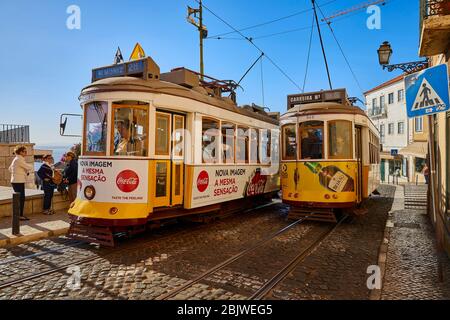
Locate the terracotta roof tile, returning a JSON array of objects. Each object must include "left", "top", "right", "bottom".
[{"left": 364, "top": 74, "right": 405, "bottom": 95}]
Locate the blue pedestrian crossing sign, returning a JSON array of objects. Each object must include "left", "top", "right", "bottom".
[{"left": 405, "top": 64, "right": 450, "bottom": 118}]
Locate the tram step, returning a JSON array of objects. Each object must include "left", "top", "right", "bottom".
[{"left": 68, "top": 222, "right": 115, "bottom": 247}]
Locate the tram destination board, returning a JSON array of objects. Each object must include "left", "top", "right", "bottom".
[
  {"left": 92, "top": 58, "right": 147, "bottom": 82},
  {"left": 287, "top": 88, "right": 348, "bottom": 109}
]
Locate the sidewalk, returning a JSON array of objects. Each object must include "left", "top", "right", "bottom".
[
  {"left": 0, "top": 210, "right": 69, "bottom": 248},
  {"left": 373, "top": 184, "right": 450, "bottom": 300}
]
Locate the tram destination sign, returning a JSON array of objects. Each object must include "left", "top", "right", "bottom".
[
  {"left": 287, "top": 89, "right": 348, "bottom": 109},
  {"left": 92, "top": 58, "right": 148, "bottom": 82}
]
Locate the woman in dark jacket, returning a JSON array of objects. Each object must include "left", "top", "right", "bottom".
[
  {"left": 37, "top": 155, "right": 56, "bottom": 215},
  {"left": 63, "top": 152, "right": 78, "bottom": 203}
]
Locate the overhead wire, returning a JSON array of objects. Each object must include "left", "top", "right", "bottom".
[
  {"left": 207, "top": 0, "right": 338, "bottom": 39},
  {"left": 196, "top": 0, "right": 302, "bottom": 91},
  {"left": 316, "top": 1, "right": 365, "bottom": 95},
  {"left": 302, "top": 12, "right": 316, "bottom": 93},
  {"left": 209, "top": 0, "right": 394, "bottom": 42}
]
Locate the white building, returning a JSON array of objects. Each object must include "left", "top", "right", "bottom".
[{"left": 364, "top": 75, "right": 426, "bottom": 183}]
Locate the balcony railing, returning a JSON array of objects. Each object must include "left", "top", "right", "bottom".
[
  {"left": 0, "top": 124, "right": 30, "bottom": 143},
  {"left": 421, "top": 0, "right": 450, "bottom": 19},
  {"left": 368, "top": 107, "right": 387, "bottom": 118}
]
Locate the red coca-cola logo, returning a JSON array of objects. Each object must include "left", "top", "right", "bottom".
[
  {"left": 246, "top": 170, "right": 268, "bottom": 197},
  {"left": 116, "top": 170, "right": 139, "bottom": 193},
  {"left": 197, "top": 170, "right": 209, "bottom": 193}
]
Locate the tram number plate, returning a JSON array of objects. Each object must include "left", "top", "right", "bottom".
[{"left": 306, "top": 115, "right": 315, "bottom": 120}]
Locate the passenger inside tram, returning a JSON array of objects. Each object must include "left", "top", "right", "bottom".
[
  {"left": 113, "top": 105, "right": 148, "bottom": 156},
  {"left": 301, "top": 129, "right": 323, "bottom": 159},
  {"left": 114, "top": 120, "right": 132, "bottom": 155}
]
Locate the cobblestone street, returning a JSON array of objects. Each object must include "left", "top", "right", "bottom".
[
  {"left": 381, "top": 185, "right": 450, "bottom": 300},
  {"left": 0, "top": 184, "right": 449, "bottom": 300}
]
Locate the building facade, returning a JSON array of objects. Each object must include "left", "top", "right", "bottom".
[
  {"left": 418, "top": 0, "right": 450, "bottom": 257},
  {"left": 364, "top": 77, "right": 427, "bottom": 184}
]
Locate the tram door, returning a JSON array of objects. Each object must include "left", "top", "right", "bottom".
[
  {"left": 154, "top": 111, "right": 185, "bottom": 207},
  {"left": 355, "top": 126, "right": 363, "bottom": 203}
]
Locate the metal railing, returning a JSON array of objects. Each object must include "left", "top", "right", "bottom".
[
  {"left": 421, "top": 0, "right": 449, "bottom": 19},
  {"left": 0, "top": 124, "right": 30, "bottom": 143}
]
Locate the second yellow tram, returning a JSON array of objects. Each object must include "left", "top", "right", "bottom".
[{"left": 280, "top": 89, "right": 380, "bottom": 222}]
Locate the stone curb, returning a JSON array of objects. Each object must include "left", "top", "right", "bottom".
[
  {"left": 0, "top": 227, "right": 69, "bottom": 249},
  {"left": 369, "top": 184, "right": 404, "bottom": 300}
]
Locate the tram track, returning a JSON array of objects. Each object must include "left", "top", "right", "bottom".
[
  {"left": 0, "top": 200, "right": 279, "bottom": 291},
  {"left": 157, "top": 215, "right": 312, "bottom": 300},
  {"left": 250, "top": 215, "right": 347, "bottom": 300},
  {"left": 157, "top": 213, "right": 346, "bottom": 300},
  {"left": 0, "top": 239, "right": 88, "bottom": 267}
]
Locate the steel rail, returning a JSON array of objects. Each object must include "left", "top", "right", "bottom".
[
  {"left": 157, "top": 215, "right": 310, "bottom": 300},
  {"left": 249, "top": 215, "right": 347, "bottom": 300},
  {"left": 0, "top": 201, "right": 279, "bottom": 290},
  {"left": 0, "top": 240, "right": 87, "bottom": 266}
]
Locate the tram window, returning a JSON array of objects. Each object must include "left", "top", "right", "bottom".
[
  {"left": 156, "top": 113, "right": 170, "bottom": 156},
  {"left": 202, "top": 118, "right": 220, "bottom": 163},
  {"left": 282, "top": 125, "right": 297, "bottom": 160},
  {"left": 261, "top": 129, "right": 271, "bottom": 164},
  {"left": 236, "top": 126, "right": 249, "bottom": 163},
  {"left": 249, "top": 128, "right": 259, "bottom": 164},
  {"left": 84, "top": 101, "right": 108, "bottom": 155},
  {"left": 299, "top": 121, "right": 323, "bottom": 160},
  {"left": 113, "top": 106, "right": 148, "bottom": 156},
  {"left": 155, "top": 162, "right": 167, "bottom": 197},
  {"left": 174, "top": 164, "right": 181, "bottom": 196},
  {"left": 173, "top": 115, "right": 184, "bottom": 157},
  {"left": 328, "top": 121, "right": 352, "bottom": 159},
  {"left": 222, "top": 122, "right": 235, "bottom": 164}
]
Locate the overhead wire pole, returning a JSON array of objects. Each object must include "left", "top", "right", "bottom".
[
  {"left": 187, "top": 1, "right": 207, "bottom": 80},
  {"left": 199, "top": 0, "right": 204, "bottom": 80}
]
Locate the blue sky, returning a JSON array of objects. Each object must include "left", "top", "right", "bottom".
[{"left": 0, "top": 0, "right": 419, "bottom": 145}]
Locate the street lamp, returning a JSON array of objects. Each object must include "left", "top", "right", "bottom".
[
  {"left": 377, "top": 41, "right": 393, "bottom": 65},
  {"left": 377, "top": 41, "right": 428, "bottom": 74}
]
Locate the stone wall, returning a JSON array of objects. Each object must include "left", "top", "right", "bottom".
[
  {"left": 0, "top": 192, "right": 70, "bottom": 218},
  {"left": 0, "top": 143, "right": 35, "bottom": 188}
]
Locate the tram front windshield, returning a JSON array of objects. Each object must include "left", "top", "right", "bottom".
[{"left": 83, "top": 101, "right": 149, "bottom": 157}]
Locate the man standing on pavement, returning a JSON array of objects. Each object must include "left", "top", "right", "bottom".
[{"left": 63, "top": 151, "right": 78, "bottom": 203}]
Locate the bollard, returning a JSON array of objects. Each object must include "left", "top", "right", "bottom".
[{"left": 12, "top": 192, "right": 20, "bottom": 235}]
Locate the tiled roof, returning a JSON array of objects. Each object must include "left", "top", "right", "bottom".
[{"left": 364, "top": 74, "right": 405, "bottom": 96}]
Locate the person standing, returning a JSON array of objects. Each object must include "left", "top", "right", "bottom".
[
  {"left": 37, "top": 155, "right": 56, "bottom": 215},
  {"left": 8, "top": 145, "right": 34, "bottom": 221},
  {"left": 422, "top": 163, "right": 430, "bottom": 185},
  {"left": 63, "top": 151, "right": 78, "bottom": 203}
]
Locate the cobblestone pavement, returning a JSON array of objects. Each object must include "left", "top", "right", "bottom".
[
  {"left": 0, "top": 184, "right": 415, "bottom": 300},
  {"left": 268, "top": 184, "right": 396, "bottom": 300},
  {"left": 0, "top": 202, "right": 296, "bottom": 300},
  {"left": 381, "top": 184, "right": 450, "bottom": 300}
]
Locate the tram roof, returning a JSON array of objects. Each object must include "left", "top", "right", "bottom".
[
  {"left": 80, "top": 76, "right": 278, "bottom": 125},
  {"left": 280, "top": 102, "right": 367, "bottom": 120}
]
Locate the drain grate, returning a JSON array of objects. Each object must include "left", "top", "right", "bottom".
[{"left": 394, "top": 222, "right": 421, "bottom": 229}]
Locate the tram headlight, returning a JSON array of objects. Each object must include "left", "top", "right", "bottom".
[
  {"left": 84, "top": 185, "right": 96, "bottom": 200},
  {"left": 109, "top": 207, "right": 119, "bottom": 215}
]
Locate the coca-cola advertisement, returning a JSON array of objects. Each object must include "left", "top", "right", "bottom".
[
  {"left": 190, "top": 165, "right": 278, "bottom": 208},
  {"left": 116, "top": 170, "right": 140, "bottom": 193},
  {"left": 78, "top": 159, "right": 148, "bottom": 203},
  {"left": 244, "top": 169, "right": 268, "bottom": 197}
]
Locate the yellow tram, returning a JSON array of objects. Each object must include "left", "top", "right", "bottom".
[
  {"left": 280, "top": 89, "right": 380, "bottom": 222},
  {"left": 65, "top": 51, "right": 280, "bottom": 245}
]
